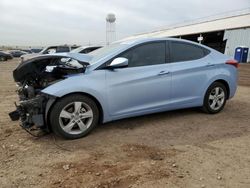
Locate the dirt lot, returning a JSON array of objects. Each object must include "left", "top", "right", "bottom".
[{"left": 0, "top": 59, "right": 250, "bottom": 188}]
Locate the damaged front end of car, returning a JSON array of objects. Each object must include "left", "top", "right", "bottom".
[
  {"left": 9, "top": 53, "right": 90, "bottom": 135},
  {"left": 9, "top": 93, "right": 49, "bottom": 128}
]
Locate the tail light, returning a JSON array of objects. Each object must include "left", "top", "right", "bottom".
[{"left": 226, "top": 59, "right": 239, "bottom": 68}]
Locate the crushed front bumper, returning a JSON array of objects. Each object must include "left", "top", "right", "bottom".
[{"left": 9, "top": 94, "right": 49, "bottom": 130}]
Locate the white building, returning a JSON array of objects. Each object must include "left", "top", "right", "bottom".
[{"left": 122, "top": 8, "right": 250, "bottom": 61}]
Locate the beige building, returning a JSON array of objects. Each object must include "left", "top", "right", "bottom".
[{"left": 122, "top": 8, "right": 250, "bottom": 61}]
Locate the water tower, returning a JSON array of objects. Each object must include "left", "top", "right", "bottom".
[{"left": 106, "top": 13, "right": 116, "bottom": 45}]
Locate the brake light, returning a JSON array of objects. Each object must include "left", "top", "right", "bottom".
[{"left": 226, "top": 59, "right": 239, "bottom": 68}]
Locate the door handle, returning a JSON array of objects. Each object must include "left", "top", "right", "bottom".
[{"left": 158, "top": 70, "right": 170, "bottom": 75}]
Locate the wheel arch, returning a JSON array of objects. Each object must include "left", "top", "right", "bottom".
[
  {"left": 212, "top": 79, "right": 230, "bottom": 99},
  {"left": 202, "top": 79, "right": 230, "bottom": 114},
  {"left": 45, "top": 92, "right": 104, "bottom": 130},
  {"left": 203, "top": 79, "right": 230, "bottom": 101}
]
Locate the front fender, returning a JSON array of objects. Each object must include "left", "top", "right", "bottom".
[{"left": 42, "top": 71, "right": 110, "bottom": 122}]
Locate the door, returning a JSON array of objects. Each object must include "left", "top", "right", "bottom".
[
  {"left": 106, "top": 41, "right": 172, "bottom": 118},
  {"left": 169, "top": 41, "right": 214, "bottom": 107}
]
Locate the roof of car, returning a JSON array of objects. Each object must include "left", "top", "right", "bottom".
[
  {"left": 79, "top": 45, "right": 102, "bottom": 49},
  {"left": 116, "top": 37, "right": 212, "bottom": 51},
  {"left": 118, "top": 37, "right": 195, "bottom": 44}
]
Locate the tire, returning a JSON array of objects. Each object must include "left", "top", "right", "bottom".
[
  {"left": 202, "top": 82, "right": 227, "bottom": 114},
  {"left": 0, "top": 56, "right": 7, "bottom": 61},
  {"left": 49, "top": 94, "right": 99, "bottom": 139}
]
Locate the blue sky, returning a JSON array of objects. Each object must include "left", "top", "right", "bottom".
[{"left": 0, "top": 0, "right": 249, "bottom": 46}]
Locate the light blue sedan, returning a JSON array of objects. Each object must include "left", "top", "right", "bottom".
[{"left": 10, "top": 38, "right": 238, "bottom": 139}]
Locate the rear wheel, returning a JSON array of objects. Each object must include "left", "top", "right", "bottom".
[
  {"left": 202, "top": 82, "right": 227, "bottom": 114},
  {"left": 50, "top": 94, "right": 99, "bottom": 139}
]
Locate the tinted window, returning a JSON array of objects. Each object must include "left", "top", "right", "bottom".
[
  {"left": 171, "top": 41, "right": 209, "bottom": 62},
  {"left": 57, "top": 46, "right": 70, "bottom": 53},
  {"left": 121, "top": 42, "right": 166, "bottom": 67},
  {"left": 44, "top": 47, "right": 57, "bottom": 54}
]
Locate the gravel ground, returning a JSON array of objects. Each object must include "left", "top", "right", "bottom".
[{"left": 0, "top": 59, "right": 250, "bottom": 188}]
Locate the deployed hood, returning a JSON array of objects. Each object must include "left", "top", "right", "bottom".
[
  {"left": 21, "top": 51, "right": 93, "bottom": 62},
  {"left": 13, "top": 53, "right": 92, "bottom": 83},
  {"left": 43, "top": 52, "right": 93, "bottom": 62}
]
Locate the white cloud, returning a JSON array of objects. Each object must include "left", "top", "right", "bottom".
[{"left": 0, "top": 0, "right": 249, "bottom": 46}]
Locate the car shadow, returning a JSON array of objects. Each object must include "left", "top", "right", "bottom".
[{"left": 36, "top": 100, "right": 250, "bottom": 151}]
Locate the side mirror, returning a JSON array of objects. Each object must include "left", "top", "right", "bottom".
[{"left": 108, "top": 57, "right": 128, "bottom": 69}]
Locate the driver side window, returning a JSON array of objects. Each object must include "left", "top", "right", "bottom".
[{"left": 120, "top": 42, "right": 166, "bottom": 67}]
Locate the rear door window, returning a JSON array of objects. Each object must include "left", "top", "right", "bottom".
[{"left": 170, "top": 41, "right": 210, "bottom": 62}]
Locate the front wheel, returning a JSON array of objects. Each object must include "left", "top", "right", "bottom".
[
  {"left": 50, "top": 94, "right": 99, "bottom": 139},
  {"left": 202, "top": 82, "right": 227, "bottom": 114}
]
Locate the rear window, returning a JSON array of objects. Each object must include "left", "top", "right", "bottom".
[{"left": 170, "top": 41, "right": 210, "bottom": 62}]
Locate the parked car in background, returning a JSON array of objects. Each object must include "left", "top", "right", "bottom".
[
  {"left": 0, "top": 51, "right": 13, "bottom": 61},
  {"left": 21, "top": 45, "right": 80, "bottom": 62},
  {"left": 70, "top": 46, "right": 102, "bottom": 54},
  {"left": 39, "top": 45, "right": 80, "bottom": 54},
  {"left": 21, "top": 49, "right": 33, "bottom": 54},
  {"left": 9, "top": 38, "right": 238, "bottom": 139},
  {"left": 9, "top": 50, "right": 28, "bottom": 57},
  {"left": 31, "top": 48, "right": 43, "bottom": 53}
]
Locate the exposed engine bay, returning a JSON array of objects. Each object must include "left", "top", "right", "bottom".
[{"left": 9, "top": 55, "right": 89, "bottom": 134}]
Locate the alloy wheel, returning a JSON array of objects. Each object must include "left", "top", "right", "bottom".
[
  {"left": 208, "top": 87, "right": 225, "bottom": 111},
  {"left": 59, "top": 101, "right": 93, "bottom": 135}
]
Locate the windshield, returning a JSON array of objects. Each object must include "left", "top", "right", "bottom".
[{"left": 88, "top": 43, "right": 126, "bottom": 63}]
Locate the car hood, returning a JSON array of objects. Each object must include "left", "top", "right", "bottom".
[
  {"left": 21, "top": 52, "right": 93, "bottom": 62},
  {"left": 13, "top": 53, "right": 92, "bottom": 83},
  {"left": 39, "top": 53, "right": 93, "bottom": 62}
]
